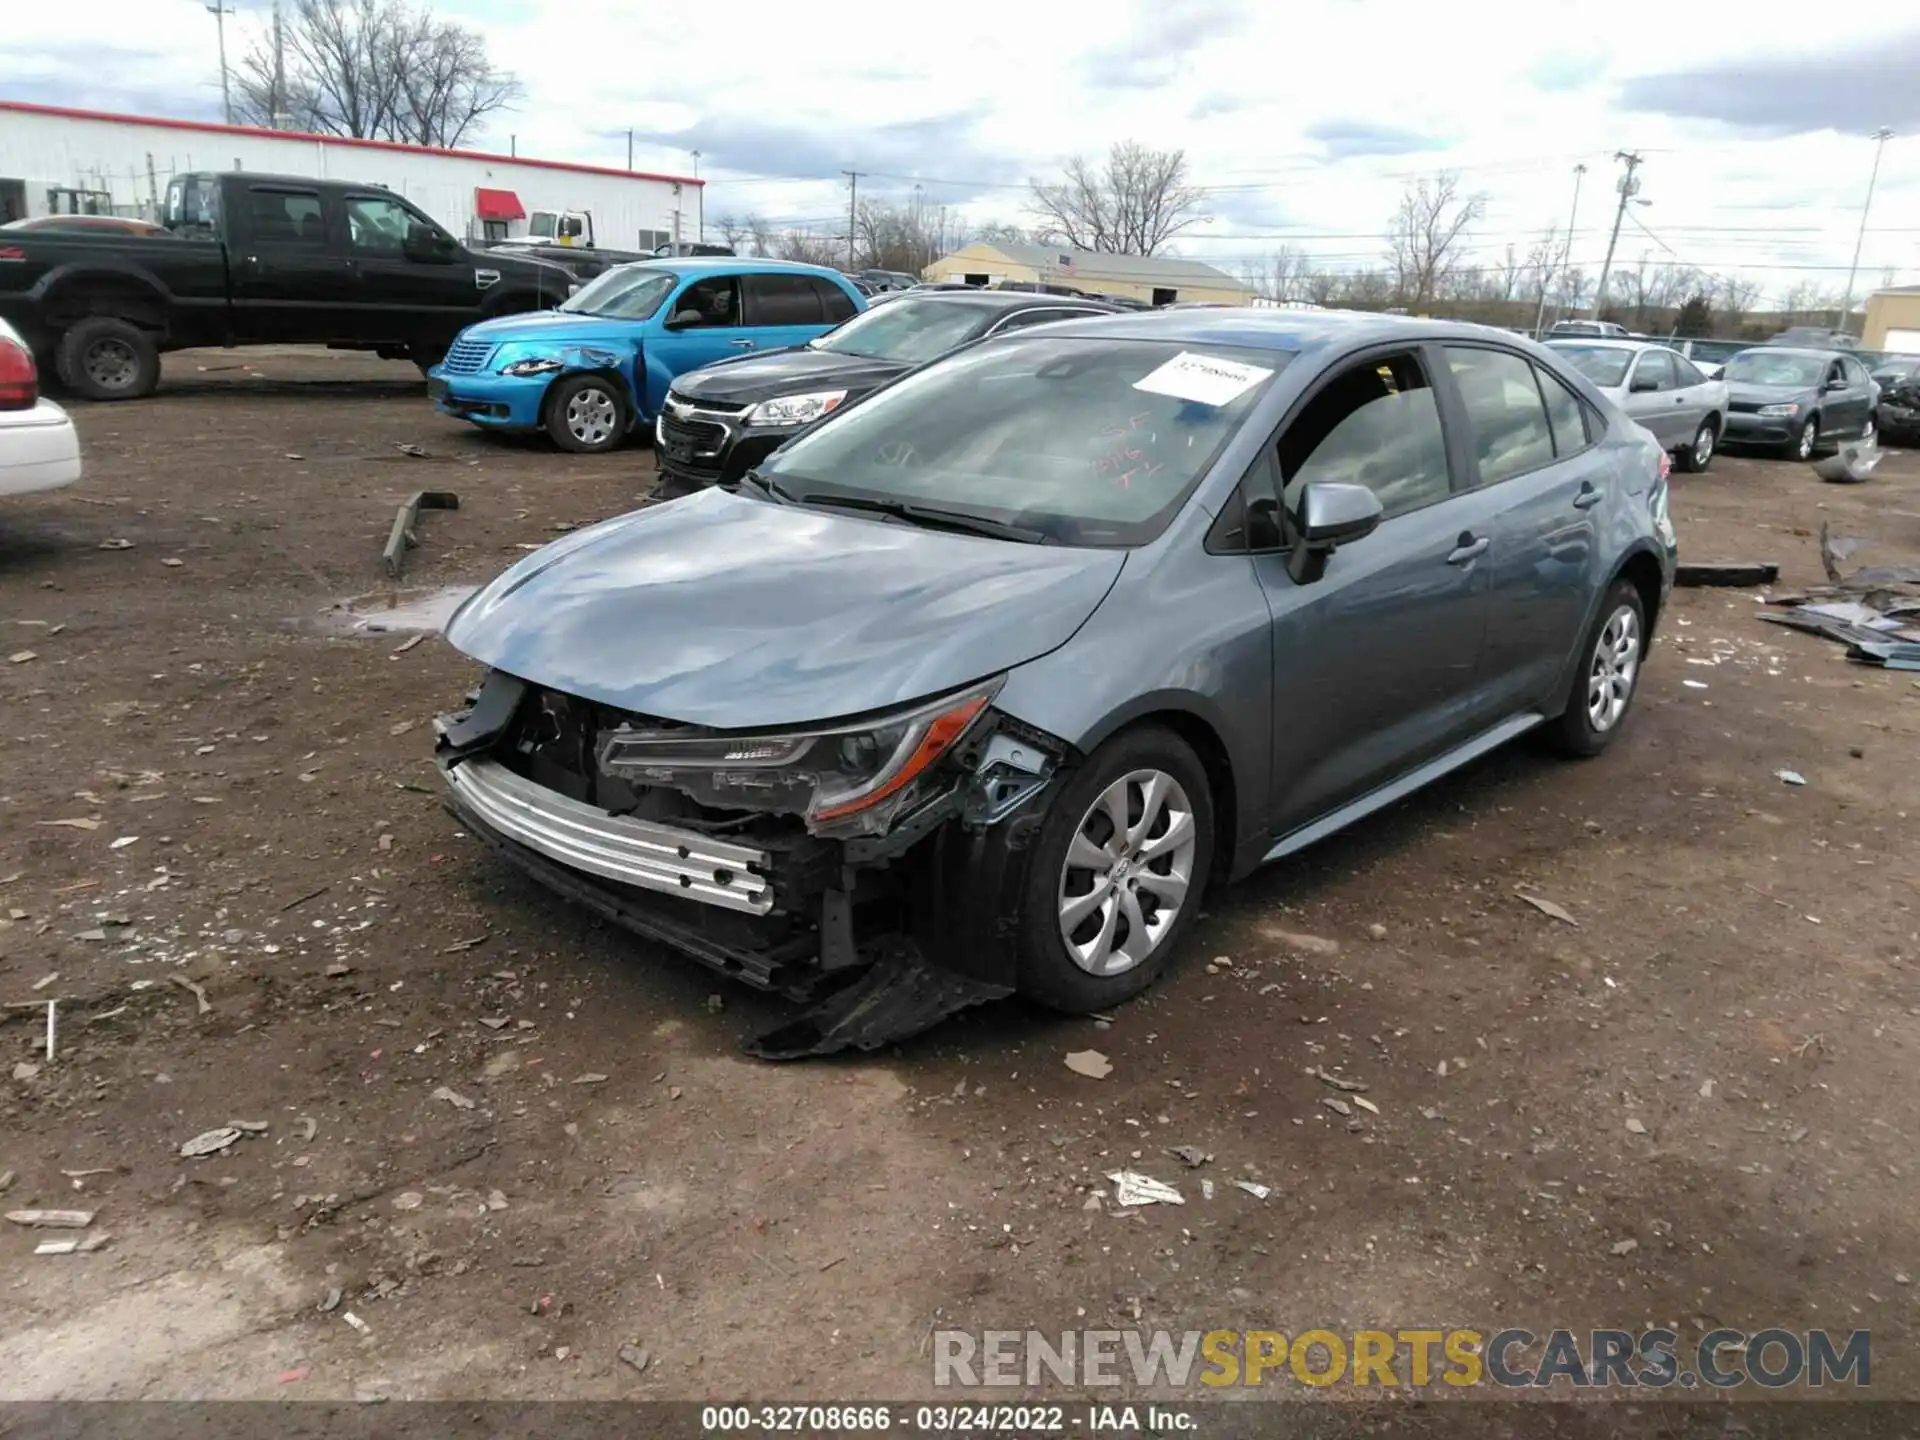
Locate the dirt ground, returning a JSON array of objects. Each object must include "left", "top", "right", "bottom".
[{"left": 3, "top": 347, "right": 1919, "bottom": 1408}]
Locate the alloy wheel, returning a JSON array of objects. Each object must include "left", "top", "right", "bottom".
[
  {"left": 84, "top": 339, "right": 139, "bottom": 392},
  {"left": 566, "top": 387, "right": 618, "bottom": 447},
  {"left": 1862, "top": 418, "right": 1876, "bottom": 446},
  {"left": 1057, "top": 769, "right": 1197, "bottom": 977},
  {"left": 1586, "top": 604, "right": 1641, "bottom": 734},
  {"left": 1692, "top": 424, "right": 1713, "bottom": 465},
  {"left": 1796, "top": 421, "right": 1816, "bottom": 460}
]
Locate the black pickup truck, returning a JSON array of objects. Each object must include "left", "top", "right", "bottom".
[{"left": 0, "top": 170, "right": 571, "bottom": 400}]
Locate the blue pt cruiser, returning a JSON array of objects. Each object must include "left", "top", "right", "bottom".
[{"left": 428, "top": 258, "right": 866, "bottom": 452}]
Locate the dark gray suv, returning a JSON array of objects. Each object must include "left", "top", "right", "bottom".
[{"left": 435, "top": 310, "right": 1677, "bottom": 1054}]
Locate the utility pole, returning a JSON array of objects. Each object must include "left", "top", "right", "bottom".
[
  {"left": 1535, "top": 161, "right": 1586, "bottom": 335},
  {"left": 1838, "top": 127, "right": 1895, "bottom": 331},
  {"left": 205, "top": 2, "right": 235, "bottom": 125},
  {"left": 691, "top": 150, "right": 702, "bottom": 240},
  {"left": 627, "top": 129, "right": 633, "bottom": 170},
  {"left": 1591, "top": 150, "right": 1642, "bottom": 321},
  {"left": 844, "top": 170, "right": 861, "bottom": 270}
]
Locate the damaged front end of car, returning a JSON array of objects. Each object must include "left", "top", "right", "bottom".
[{"left": 435, "top": 668, "right": 1069, "bottom": 1058}]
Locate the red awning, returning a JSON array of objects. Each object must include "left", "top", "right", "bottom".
[{"left": 475, "top": 188, "right": 525, "bottom": 221}]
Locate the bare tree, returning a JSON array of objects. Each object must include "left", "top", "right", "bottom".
[
  {"left": 975, "top": 221, "right": 1036, "bottom": 248},
  {"left": 1244, "top": 244, "right": 1310, "bottom": 303},
  {"left": 1778, "top": 279, "right": 1825, "bottom": 325},
  {"left": 852, "top": 195, "right": 969, "bottom": 275},
  {"left": 745, "top": 215, "right": 777, "bottom": 259},
  {"left": 1714, "top": 273, "right": 1765, "bottom": 329},
  {"left": 713, "top": 214, "right": 751, "bottom": 254},
  {"left": 1342, "top": 268, "right": 1394, "bottom": 309},
  {"left": 1304, "top": 269, "right": 1341, "bottom": 308},
  {"left": 233, "top": 0, "right": 518, "bottom": 148},
  {"left": 1384, "top": 173, "right": 1486, "bottom": 310},
  {"left": 1523, "top": 224, "right": 1560, "bottom": 318},
  {"left": 1496, "top": 244, "right": 1526, "bottom": 304},
  {"left": 1027, "top": 141, "right": 1207, "bottom": 256},
  {"left": 772, "top": 228, "right": 844, "bottom": 267}
]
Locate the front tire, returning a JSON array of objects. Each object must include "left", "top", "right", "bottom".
[
  {"left": 1677, "top": 417, "right": 1717, "bottom": 473},
  {"left": 1549, "top": 579, "right": 1645, "bottom": 758},
  {"left": 1785, "top": 416, "right": 1819, "bottom": 461},
  {"left": 57, "top": 318, "right": 161, "bottom": 401},
  {"left": 543, "top": 374, "right": 627, "bottom": 453},
  {"left": 1860, "top": 416, "right": 1876, "bottom": 446},
  {"left": 1015, "top": 726, "right": 1215, "bottom": 1013}
]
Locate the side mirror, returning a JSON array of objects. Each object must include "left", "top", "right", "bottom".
[
  {"left": 1824, "top": 377, "right": 1848, "bottom": 392},
  {"left": 1285, "top": 482, "right": 1383, "bottom": 585},
  {"left": 1629, "top": 373, "right": 1659, "bottom": 393},
  {"left": 666, "top": 308, "right": 705, "bottom": 328},
  {"left": 404, "top": 224, "right": 458, "bottom": 263}
]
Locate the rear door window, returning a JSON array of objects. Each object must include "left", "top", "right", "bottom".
[
  {"left": 1536, "top": 365, "right": 1592, "bottom": 457},
  {"left": 810, "top": 277, "right": 858, "bottom": 323},
  {"left": 1443, "top": 347, "right": 1557, "bottom": 485},
  {"left": 743, "top": 273, "right": 825, "bottom": 325},
  {"left": 246, "top": 187, "right": 325, "bottom": 247}
]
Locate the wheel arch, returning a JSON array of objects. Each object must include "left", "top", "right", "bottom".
[
  {"left": 1068, "top": 697, "right": 1243, "bottom": 885},
  {"left": 538, "top": 366, "right": 634, "bottom": 440},
  {"left": 1543, "top": 541, "right": 1670, "bottom": 720},
  {"left": 35, "top": 265, "right": 172, "bottom": 335}
]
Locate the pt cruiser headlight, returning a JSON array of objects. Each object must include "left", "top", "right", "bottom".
[
  {"left": 501, "top": 356, "right": 565, "bottom": 377},
  {"left": 597, "top": 677, "right": 1001, "bottom": 836},
  {"left": 746, "top": 390, "right": 847, "bottom": 427},
  {"left": 1756, "top": 402, "right": 1800, "bottom": 417}
]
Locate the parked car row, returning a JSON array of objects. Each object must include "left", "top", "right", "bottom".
[{"left": 430, "top": 305, "right": 1678, "bottom": 1050}]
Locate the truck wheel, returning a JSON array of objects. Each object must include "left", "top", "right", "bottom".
[
  {"left": 408, "top": 343, "right": 446, "bottom": 376},
  {"left": 58, "top": 319, "right": 160, "bottom": 401},
  {"left": 543, "top": 374, "right": 627, "bottom": 453}
]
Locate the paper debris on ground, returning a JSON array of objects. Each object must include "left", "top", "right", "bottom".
[
  {"left": 179, "top": 1126, "right": 243, "bottom": 1158},
  {"left": 1233, "top": 1180, "right": 1272, "bottom": 1201},
  {"left": 1166, "top": 1145, "right": 1211, "bottom": 1169},
  {"left": 1517, "top": 892, "right": 1580, "bottom": 926},
  {"left": 1064, "top": 1049, "right": 1113, "bottom": 1080},
  {"left": 1106, "top": 1170, "right": 1184, "bottom": 1207},
  {"left": 1776, "top": 770, "right": 1808, "bottom": 787},
  {"left": 7, "top": 1209, "right": 96, "bottom": 1228}
]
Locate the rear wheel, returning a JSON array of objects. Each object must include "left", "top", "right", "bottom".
[
  {"left": 1015, "top": 726, "right": 1215, "bottom": 1013},
  {"left": 543, "top": 374, "right": 627, "bottom": 453},
  {"left": 57, "top": 318, "right": 160, "bottom": 401},
  {"left": 1549, "top": 579, "right": 1645, "bottom": 757},
  {"left": 1677, "top": 417, "right": 1716, "bottom": 473}
]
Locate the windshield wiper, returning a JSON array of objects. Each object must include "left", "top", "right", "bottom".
[
  {"left": 790, "top": 491, "right": 1047, "bottom": 543},
  {"left": 736, "top": 468, "right": 796, "bottom": 504}
]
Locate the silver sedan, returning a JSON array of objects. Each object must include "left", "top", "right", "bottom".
[{"left": 1545, "top": 339, "right": 1729, "bottom": 472}]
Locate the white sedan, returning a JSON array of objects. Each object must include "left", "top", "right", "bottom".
[
  {"left": 1545, "top": 338, "right": 1729, "bottom": 473},
  {"left": 0, "top": 316, "right": 82, "bottom": 496}
]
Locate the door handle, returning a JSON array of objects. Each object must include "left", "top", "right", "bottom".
[
  {"left": 1446, "top": 534, "right": 1489, "bottom": 566},
  {"left": 728, "top": 339, "right": 755, "bottom": 349},
  {"left": 1572, "top": 483, "right": 1603, "bottom": 510}
]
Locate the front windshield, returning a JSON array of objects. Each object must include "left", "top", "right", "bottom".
[
  {"left": 1548, "top": 344, "right": 1632, "bottom": 388},
  {"left": 558, "top": 266, "right": 676, "bottom": 319},
  {"left": 1723, "top": 352, "right": 1827, "bottom": 387},
  {"left": 814, "top": 298, "right": 994, "bottom": 364},
  {"left": 759, "top": 336, "right": 1288, "bottom": 548}
]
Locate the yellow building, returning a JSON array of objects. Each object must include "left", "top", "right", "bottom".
[
  {"left": 1863, "top": 285, "right": 1920, "bottom": 352},
  {"left": 922, "top": 242, "right": 1251, "bottom": 307}
]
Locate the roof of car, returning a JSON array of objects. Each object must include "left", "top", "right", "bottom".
[
  {"left": 1740, "top": 346, "right": 1851, "bottom": 361},
  {"left": 1542, "top": 337, "right": 1672, "bottom": 351},
  {"left": 1016, "top": 305, "right": 1529, "bottom": 355},
  {"left": 890, "top": 290, "right": 1117, "bottom": 313}
]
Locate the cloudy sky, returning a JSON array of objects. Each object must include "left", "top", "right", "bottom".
[{"left": 6, "top": 0, "right": 1920, "bottom": 304}]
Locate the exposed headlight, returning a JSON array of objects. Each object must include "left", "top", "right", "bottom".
[
  {"left": 500, "top": 356, "right": 565, "bottom": 377},
  {"left": 746, "top": 390, "right": 847, "bottom": 427},
  {"left": 597, "top": 677, "right": 1001, "bottom": 836},
  {"left": 1756, "top": 402, "right": 1799, "bottom": 417}
]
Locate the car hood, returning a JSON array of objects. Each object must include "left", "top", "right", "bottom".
[
  {"left": 457, "top": 310, "right": 642, "bottom": 346},
  {"left": 1725, "top": 381, "right": 1816, "bottom": 405},
  {"left": 442, "top": 487, "right": 1126, "bottom": 729},
  {"left": 670, "top": 347, "right": 908, "bottom": 405}
]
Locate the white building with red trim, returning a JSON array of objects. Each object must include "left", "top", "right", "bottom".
[{"left": 0, "top": 101, "right": 703, "bottom": 251}]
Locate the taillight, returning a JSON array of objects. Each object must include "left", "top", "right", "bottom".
[{"left": 0, "top": 337, "right": 37, "bottom": 410}]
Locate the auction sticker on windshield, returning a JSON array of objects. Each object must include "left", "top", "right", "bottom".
[{"left": 1132, "top": 350, "right": 1274, "bottom": 407}]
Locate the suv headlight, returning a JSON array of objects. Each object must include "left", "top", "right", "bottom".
[
  {"left": 598, "top": 677, "right": 1001, "bottom": 836},
  {"left": 1756, "top": 402, "right": 1799, "bottom": 417},
  {"left": 501, "top": 356, "right": 565, "bottom": 377},
  {"left": 746, "top": 390, "right": 847, "bottom": 427}
]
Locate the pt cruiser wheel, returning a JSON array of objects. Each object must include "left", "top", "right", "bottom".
[
  {"left": 1017, "top": 726, "right": 1214, "bottom": 1012},
  {"left": 545, "top": 374, "right": 627, "bottom": 453}
]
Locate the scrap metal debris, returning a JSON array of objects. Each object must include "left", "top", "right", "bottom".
[
  {"left": 1166, "top": 1145, "right": 1211, "bottom": 1169},
  {"left": 1776, "top": 770, "right": 1808, "bottom": 787},
  {"left": 1517, "top": 892, "right": 1580, "bottom": 927},
  {"left": 382, "top": 489, "right": 460, "bottom": 578},
  {"left": 432, "top": 1086, "right": 477, "bottom": 1110},
  {"left": 169, "top": 974, "right": 212, "bottom": 1014},
  {"left": 1813, "top": 439, "right": 1883, "bottom": 485},
  {"left": 1233, "top": 1180, "right": 1272, "bottom": 1201},
  {"left": 1107, "top": 1170, "right": 1184, "bottom": 1207},
  {"left": 36, "top": 1233, "right": 110, "bottom": 1256},
  {"left": 1674, "top": 562, "right": 1780, "bottom": 588},
  {"left": 1759, "top": 525, "right": 1920, "bottom": 667}
]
